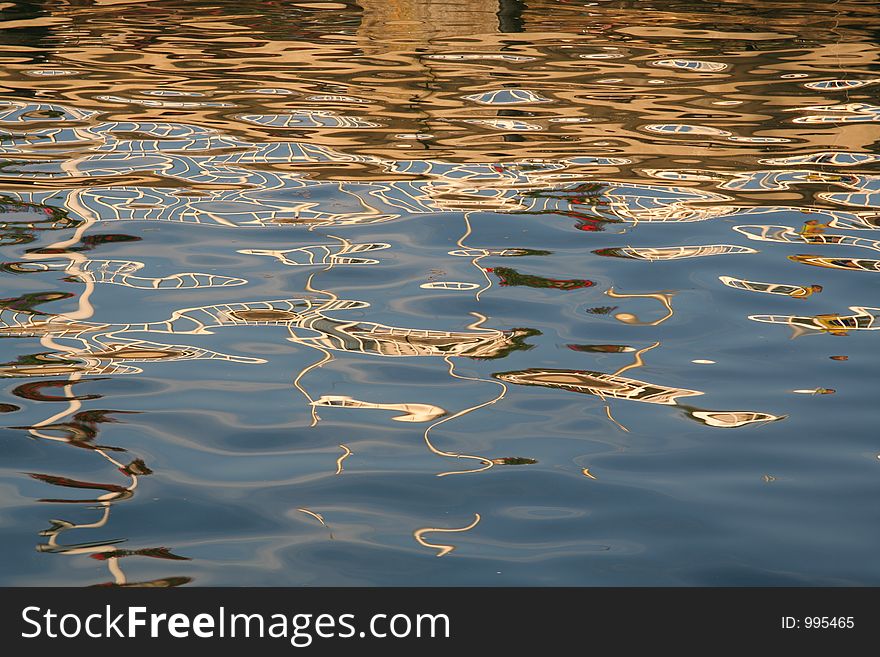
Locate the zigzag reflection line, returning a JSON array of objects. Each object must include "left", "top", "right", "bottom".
[
  {"left": 335, "top": 445, "right": 352, "bottom": 476},
  {"left": 292, "top": 268, "right": 340, "bottom": 427},
  {"left": 422, "top": 356, "right": 507, "bottom": 478},
  {"left": 457, "top": 213, "right": 493, "bottom": 302},
  {"left": 413, "top": 513, "right": 481, "bottom": 557}
]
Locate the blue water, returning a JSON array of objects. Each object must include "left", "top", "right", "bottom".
[{"left": 0, "top": 0, "right": 878, "bottom": 586}]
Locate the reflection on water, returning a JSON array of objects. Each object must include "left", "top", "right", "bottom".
[{"left": 1, "top": 0, "right": 879, "bottom": 586}]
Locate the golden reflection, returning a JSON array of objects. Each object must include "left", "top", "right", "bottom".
[
  {"left": 719, "top": 276, "right": 822, "bottom": 299},
  {"left": 311, "top": 395, "right": 446, "bottom": 423},
  {"left": 788, "top": 254, "right": 880, "bottom": 273},
  {"left": 595, "top": 245, "right": 757, "bottom": 261},
  {"left": 494, "top": 368, "right": 702, "bottom": 405},
  {"left": 749, "top": 306, "right": 880, "bottom": 336},
  {"left": 734, "top": 225, "right": 880, "bottom": 253},
  {"left": 494, "top": 366, "right": 785, "bottom": 429},
  {"left": 238, "top": 240, "right": 390, "bottom": 266},
  {"left": 297, "top": 508, "right": 332, "bottom": 538},
  {"left": 3, "top": 258, "right": 246, "bottom": 289},
  {"left": 413, "top": 513, "right": 481, "bottom": 558},
  {"left": 605, "top": 288, "right": 675, "bottom": 326},
  {"left": 420, "top": 355, "right": 507, "bottom": 477},
  {"left": 335, "top": 444, "right": 353, "bottom": 475},
  {"left": 686, "top": 410, "right": 785, "bottom": 428},
  {"left": 604, "top": 404, "right": 629, "bottom": 433},
  {"left": 420, "top": 281, "right": 480, "bottom": 291}
]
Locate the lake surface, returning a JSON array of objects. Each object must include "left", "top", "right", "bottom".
[{"left": 1, "top": 0, "right": 879, "bottom": 587}]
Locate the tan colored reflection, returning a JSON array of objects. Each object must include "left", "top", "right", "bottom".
[
  {"left": 421, "top": 354, "right": 507, "bottom": 477},
  {"left": 596, "top": 245, "right": 758, "bottom": 261},
  {"left": 719, "top": 276, "right": 821, "bottom": 299},
  {"left": 413, "top": 513, "right": 481, "bottom": 558},
  {"left": 4, "top": 259, "right": 247, "bottom": 288},
  {"left": 311, "top": 395, "right": 446, "bottom": 423},
  {"left": 606, "top": 287, "right": 675, "bottom": 326},
  {"left": 297, "top": 508, "right": 333, "bottom": 540},
  {"left": 420, "top": 281, "right": 480, "bottom": 291},
  {"left": 788, "top": 254, "right": 880, "bottom": 273},
  {"left": 1, "top": 0, "right": 876, "bottom": 164},
  {"left": 358, "top": 0, "right": 500, "bottom": 43},
  {"left": 494, "top": 368, "right": 703, "bottom": 405},
  {"left": 687, "top": 410, "right": 786, "bottom": 428},
  {"left": 496, "top": 341, "right": 784, "bottom": 430},
  {"left": 749, "top": 306, "right": 880, "bottom": 336},
  {"left": 5, "top": 0, "right": 877, "bottom": 585},
  {"left": 734, "top": 225, "right": 880, "bottom": 253}
]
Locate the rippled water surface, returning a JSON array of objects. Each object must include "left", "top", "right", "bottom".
[{"left": 1, "top": 0, "right": 879, "bottom": 586}]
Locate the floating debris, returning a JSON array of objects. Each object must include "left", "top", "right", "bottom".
[
  {"left": 425, "top": 54, "right": 536, "bottom": 62},
  {"left": 567, "top": 344, "right": 635, "bottom": 353},
  {"left": 492, "top": 457, "right": 538, "bottom": 465}
]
